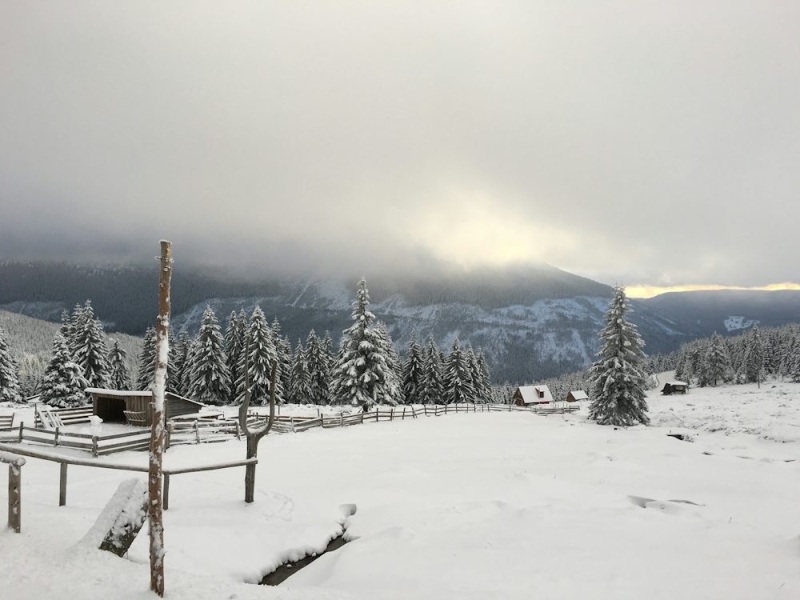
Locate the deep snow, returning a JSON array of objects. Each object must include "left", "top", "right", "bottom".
[{"left": 1, "top": 379, "right": 800, "bottom": 599}]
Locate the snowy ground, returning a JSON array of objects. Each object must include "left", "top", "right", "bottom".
[{"left": 2, "top": 378, "right": 800, "bottom": 599}]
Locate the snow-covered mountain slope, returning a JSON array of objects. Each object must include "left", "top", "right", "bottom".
[{"left": 171, "top": 281, "right": 683, "bottom": 383}]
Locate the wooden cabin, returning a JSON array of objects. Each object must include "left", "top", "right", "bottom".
[
  {"left": 87, "top": 388, "right": 205, "bottom": 426},
  {"left": 661, "top": 381, "right": 689, "bottom": 395},
  {"left": 566, "top": 390, "right": 588, "bottom": 403},
  {"left": 513, "top": 385, "right": 553, "bottom": 406}
]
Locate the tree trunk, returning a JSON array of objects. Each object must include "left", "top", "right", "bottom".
[
  {"left": 244, "top": 435, "right": 258, "bottom": 503},
  {"left": 149, "top": 240, "right": 172, "bottom": 597}
]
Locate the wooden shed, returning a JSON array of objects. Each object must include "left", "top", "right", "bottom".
[
  {"left": 566, "top": 390, "right": 588, "bottom": 403},
  {"left": 513, "top": 385, "right": 553, "bottom": 406},
  {"left": 661, "top": 381, "right": 688, "bottom": 395},
  {"left": 87, "top": 388, "right": 205, "bottom": 426}
]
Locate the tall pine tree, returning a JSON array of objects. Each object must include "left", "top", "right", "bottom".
[
  {"left": 288, "top": 340, "right": 312, "bottom": 404},
  {"left": 236, "top": 306, "right": 278, "bottom": 405},
  {"left": 305, "top": 330, "right": 330, "bottom": 405},
  {"left": 107, "top": 339, "right": 131, "bottom": 390},
  {"left": 72, "top": 300, "right": 111, "bottom": 388},
  {"left": 41, "top": 334, "right": 88, "bottom": 407},
  {"left": 0, "top": 327, "right": 22, "bottom": 404},
  {"left": 706, "top": 332, "right": 730, "bottom": 386},
  {"left": 136, "top": 327, "right": 157, "bottom": 390},
  {"left": 401, "top": 331, "right": 425, "bottom": 404},
  {"left": 187, "top": 307, "right": 231, "bottom": 405},
  {"left": 419, "top": 335, "right": 444, "bottom": 405},
  {"left": 443, "top": 338, "right": 474, "bottom": 405},
  {"left": 331, "top": 279, "right": 398, "bottom": 409},
  {"left": 224, "top": 311, "right": 245, "bottom": 403},
  {"left": 588, "top": 286, "right": 649, "bottom": 426}
]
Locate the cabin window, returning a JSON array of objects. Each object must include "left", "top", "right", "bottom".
[{"left": 538, "top": 390, "right": 544, "bottom": 398}]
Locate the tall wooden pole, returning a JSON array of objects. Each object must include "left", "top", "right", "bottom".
[{"left": 149, "top": 240, "right": 172, "bottom": 597}]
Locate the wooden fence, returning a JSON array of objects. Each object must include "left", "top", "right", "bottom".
[
  {"left": 0, "top": 442, "right": 256, "bottom": 511},
  {"left": 11, "top": 423, "right": 151, "bottom": 456}
]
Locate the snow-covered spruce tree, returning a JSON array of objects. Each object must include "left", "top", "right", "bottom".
[
  {"left": 305, "top": 330, "right": 330, "bottom": 405},
  {"left": 374, "top": 322, "right": 403, "bottom": 405},
  {"left": 168, "top": 332, "right": 190, "bottom": 395},
  {"left": 443, "top": 338, "right": 474, "bottom": 405},
  {"left": 67, "top": 302, "right": 88, "bottom": 354},
  {"left": 224, "top": 311, "right": 244, "bottom": 403},
  {"left": 41, "top": 334, "right": 88, "bottom": 407},
  {"left": 136, "top": 327, "right": 157, "bottom": 390},
  {"left": 288, "top": 340, "right": 312, "bottom": 404},
  {"left": 330, "top": 278, "right": 398, "bottom": 410},
  {"left": 743, "top": 325, "right": 766, "bottom": 387},
  {"left": 588, "top": 286, "right": 650, "bottom": 426},
  {"left": 236, "top": 306, "right": 278, "bottom": 405},
  {"left": 419, "top": 335, "right": 444, "bottom": 405},
  {"left": 59, "top": 310, "right": 74, "bottom": 343},
  {"left": 107, "top": 339, "right": 131, "bottom": 390},
  {"left": 72, "top": 300, "right": 111, "bottom": 388},
  {"left": 188, "top": 306, "right": 231, "bottom": 405},
  {"left": 475, "top": 349, "right": 492, "bottom": 402},
  {"left": 401, "top": 331, "right": 425, "bottom": 404},
  {"left": 180, "top": 337, "right": 199, "bottom": 395},
  {"left": 0, "top": 327, "right": 22, "bottom": 403},
  {"left": 706, "top": 333, "right": 730, "bottom": 386},
  {"left": 276, "top": 334, "right": 292, "bottom": 406},
  {"left": 466, "top": 347, "right": 488, "bottom": 403}
]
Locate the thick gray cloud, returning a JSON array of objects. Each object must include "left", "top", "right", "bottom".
[{"left": 1, "top": 1, "right": 799, "bottom": 286}]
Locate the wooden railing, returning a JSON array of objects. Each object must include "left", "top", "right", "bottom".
[
  {"left": 34, "top": 404, "right": 94, "bottom": 428},
  {"left": 0, "top": 442, "right": 256, "bottom": 511},
  {"left": 12, "top": 423, "right": 151, "bottom": 456}
]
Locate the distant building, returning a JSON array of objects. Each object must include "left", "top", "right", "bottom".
[
  {"left": 661, "top": 381, "right": 689, "bottom": 395},
  {"left": 566, "top": 390, "right": 588, "bottom": 403},
  {"left": 513, "top": 385, "right": 553, "bottom": 406}
]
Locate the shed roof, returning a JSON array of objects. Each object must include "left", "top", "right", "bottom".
[
  {"left": 664, "top": 381, "right": 688, "bottom": 387},
  {"left": 515, "top": 385, "right": 553, "bottom": 404},
  {"left": 85, "top": 387, "right": 152, "bottom": 398},
  {"left": 569, "top": 390, "right": 588, "bottom": 400}
]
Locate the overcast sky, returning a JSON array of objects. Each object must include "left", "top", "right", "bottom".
[{"left": 2, "top": 2, "right": 799, "bottom": 291}]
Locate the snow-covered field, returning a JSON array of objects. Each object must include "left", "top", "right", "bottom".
[{"left": 2, "top": 379, "right": 800, "bottom": 599}]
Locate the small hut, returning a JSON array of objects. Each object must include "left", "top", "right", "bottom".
[
  {"left": 661, "top": 381, "right": 689, "bottom": 395},
  {"left": 566, "top": 390, "right": 588, "bottom": 403},
  {"left": 512, "top": 385, "right": 553, "bottom": 406},
  {"left": 87, "top": 388, "right": 205, "bottom": 426}
]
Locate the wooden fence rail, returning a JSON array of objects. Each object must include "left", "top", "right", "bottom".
[{"left": 0, "top": 442, "right": 256, "bottom": 511}]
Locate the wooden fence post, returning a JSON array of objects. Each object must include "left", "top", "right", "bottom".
[
  {"left": 59, "top": 463, "right": 68, "bottom": 506},
  {"left": 18, "top": 422, "right": 23, "bottom": 443},
  {"left": 194, "top": 421, "right": 201, "bottom": 444},
  {"left": 54, "top": 426, "right": 60, "bottom": 447},
  {"left": 92, "top": 436, "right": 98, "bottom": 457},
  {"left": 2, "top": 455, "right": 25, "bottom": 533},
  {"left": 8, "top": 461, "right": 22, "bottom": 533},
  {"left": 163, "top": 474, "right": 170, "bottom": 511}
]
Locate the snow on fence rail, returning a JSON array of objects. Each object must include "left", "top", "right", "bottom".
[{"left": 0, "top": 442, "right": 256, "bottom": 511}]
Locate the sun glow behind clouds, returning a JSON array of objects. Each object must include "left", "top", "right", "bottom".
[
  {"left": 627, "top": 283, "right": 800, "bottom": 299},
  {"left": 408, "top": 192, "right": 577, "bottom": 269}
]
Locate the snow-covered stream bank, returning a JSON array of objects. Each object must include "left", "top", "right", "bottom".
[{"left": 2, "top": 380, "right": 800, "bottom": 599}]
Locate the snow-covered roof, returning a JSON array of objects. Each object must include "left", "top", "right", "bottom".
[
  {"left": 569, "top": 390, "right": 588, "bottom": 400},
  {"left": 515, "top": 385, "right": 553, "bottom": 404},
  {"left": 85, "top": 387, "right": 153, "bottom": 398},
  {"left": 665, "top": 381, "right": 688, "bottom": 387}
]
